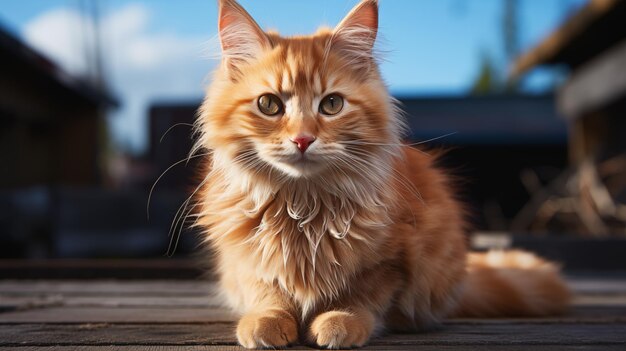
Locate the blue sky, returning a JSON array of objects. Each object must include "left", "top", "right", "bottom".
[{"left": 0, "top": 0, "right": 585, "bottom": 153}]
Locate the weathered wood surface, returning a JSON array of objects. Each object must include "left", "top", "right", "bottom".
[{"left": 1, "top": 277, "right": 625, "bottom": 350}]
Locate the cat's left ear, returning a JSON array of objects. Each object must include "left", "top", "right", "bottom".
[{"left": 331, "top": 0, "right": 379, "bottom": 63}]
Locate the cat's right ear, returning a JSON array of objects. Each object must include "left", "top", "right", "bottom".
[
  {"left": 330, "top": 0, "right": 379, "bottom": 68},
  {"left": 218, "top": 0, "right": 270, "bottom": 71}
]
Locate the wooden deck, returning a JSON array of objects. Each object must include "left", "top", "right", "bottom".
[{"left": 1, "top": 277, "right": 625, "bottom": 350}]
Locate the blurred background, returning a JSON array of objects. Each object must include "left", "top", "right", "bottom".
[{"left": 1, "top": 0, "right": 625, "bottom": 275}]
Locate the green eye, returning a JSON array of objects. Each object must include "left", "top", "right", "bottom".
[
  {"left": 319, "top": 94, "right": 344, "bottom": 115},
  {"left": 257, "top": 94, "right": 283, "bottom": 116}
]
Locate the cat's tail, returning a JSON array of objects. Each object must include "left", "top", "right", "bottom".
[{"left": 452, "top": 250, "right": 571, "bottom": 317}]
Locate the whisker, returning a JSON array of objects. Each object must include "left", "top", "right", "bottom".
[
  {"left": 167, "top": 200, "right": 202, "bottom": 257},
  {"left": 340, "top": 131, "right": 457, "bottom": 148},
  {"left": 406, "top": 132, "right": 458, "bottom": 146},
  {"left": 166, "top": 173, "right": 212, "bottom": 256},
  {"left": 159, "top": 123, "right": 195, "bottom": 143},
  {"left": 146, "top": 152, "right": 210, "bottom": 220}
]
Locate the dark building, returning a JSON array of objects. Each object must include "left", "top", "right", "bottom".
[
  {"left": 0, "top": 25, "right": 118, "bottom": 258},
  {"left": 400, "top": 95, "right": 567, "bottom": 230},
  {"left": 511, "top": 0, "right": 626, "bottom": 235},
  {"left": 0, "top": 26, "right": 117, "bottom": 188},
  {"left": 148, "top": 101, "right": 202, "bottom": 191}
]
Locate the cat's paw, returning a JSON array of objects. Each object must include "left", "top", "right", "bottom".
[
  {"left": 309, "top": 310, "right": 374, "bottom": 349},
  {"left": 236, "top": 309, "right": 298, "bottom": 349}
]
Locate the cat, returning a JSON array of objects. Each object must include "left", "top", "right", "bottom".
[{"left": 193, "top": 0, "right": 570, "bottom": 348}]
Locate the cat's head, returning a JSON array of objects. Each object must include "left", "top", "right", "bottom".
[{"left": 198, "top": 0, "right": 403, "bottom": 180}]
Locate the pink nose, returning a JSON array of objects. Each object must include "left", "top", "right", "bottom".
[{"left": 290, "top": 135, "right": 316, "bottom": 153}]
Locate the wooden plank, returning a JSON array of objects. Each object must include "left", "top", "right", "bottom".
[
  {"left": 574, "top": 295, "right": 626, "bottom": 306},
  {"left": 0, "top": 306, "right": 236, "bottom": 323},
  {"left": 568, "top": 278, "right": 626, "bottom": 294},
  {"left": 0, "top": 323, "right": 234, "bottom": 346},
  {"left": 0, "top": 280, "right": 212, "bottom": 296},
  {"left": 0, "top": 295, "right": 221, "bottom": 308},
  {"left": 0, "top": 323, "right": 624, "bottom": 347},
  {"left": 0, "top": 295, "right": 63, "bottom": 311},
  {"left": 450, "top": 306, "right": 626, "bottom": 323},
  {"left": 57, "top": 296, "right": 220, "bottom": 307}
]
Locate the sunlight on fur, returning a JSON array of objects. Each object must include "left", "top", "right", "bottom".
[{"left": 192, "top": 0, "right": 571, "bottom": 348}]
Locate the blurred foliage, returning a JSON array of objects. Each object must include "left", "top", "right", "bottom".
[
  {"left": 470, "top": 0, "right": 520, "bottom": 95},
  {"left": 470, "top": 54, "right": 501, "bottom": 94}
]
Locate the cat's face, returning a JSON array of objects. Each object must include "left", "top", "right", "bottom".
[{"left": 200, "top": 0, "right": 400, "bottom": 179}]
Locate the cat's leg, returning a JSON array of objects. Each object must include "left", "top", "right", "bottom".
[
  {"left": 309, "top": 307, "right": 377, "bottom": 349},
  {"left": 234, "top": 285, "right": 298, "bottom": 349},
  {"left": 306, "top": 264, "right": 401, "bottom": 348}
]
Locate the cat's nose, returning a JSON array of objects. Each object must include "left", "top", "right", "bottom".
[{"left": 290, "top": 134, "right": 316, "bottom": 153}]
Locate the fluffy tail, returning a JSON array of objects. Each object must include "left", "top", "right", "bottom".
[{"left": 452, "top": 250, "right": 571, "bottom": 317}]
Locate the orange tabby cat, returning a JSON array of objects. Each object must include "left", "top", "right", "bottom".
[{"left": 194, "top": 0, "right": 570, "bottom": 348}]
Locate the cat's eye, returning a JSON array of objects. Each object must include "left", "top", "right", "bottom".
[
  {"left": 319, "top": 94, "right": 344, "bottom": 116},
  {"left": 257, "top": 94, "right": 283, "bottom": 116}
]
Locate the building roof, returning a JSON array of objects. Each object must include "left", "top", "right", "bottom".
[
  {"left": 399, "top": 94, "right": 567, "bottom": 145},
  {"left": 0, "top": 24, "right": 118, "bottom": 108},
  {"left": 511, "top": 0, "right": 626, "bottom": 77}
]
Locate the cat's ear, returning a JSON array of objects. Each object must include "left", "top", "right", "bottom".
[
  {"left": 218, "top": 0, "right": 271, "bottom": 70},
  {"left": 331, "top": 0, "right": 378, "bottom": 64}
]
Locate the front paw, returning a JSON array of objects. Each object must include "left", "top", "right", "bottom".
[
  {"left": 236, "top": 309, "right": 298, "bottom": 349},
  {"left": 309, "top": 310, "right": 374, "bottom": 349}
]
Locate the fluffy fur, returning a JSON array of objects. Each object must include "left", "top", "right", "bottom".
[{"left": 193, "top": 0, "right": 570, "bottom": 348}]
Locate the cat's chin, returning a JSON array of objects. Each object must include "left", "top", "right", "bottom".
[{"left": 272, "top": 159, "right": 326, "bottom": 179}]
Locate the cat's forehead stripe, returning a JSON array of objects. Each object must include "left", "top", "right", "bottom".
[
  {"left": 313, "top": 75, "right": 321, "bottom": 94},
  {"left": 278, "top": 70, "right": 288, "bottom": 92},
  {"left": 293, "top": 69, "right": 310, "bottom": 95}
]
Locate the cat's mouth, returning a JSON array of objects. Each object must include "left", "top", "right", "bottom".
[
  {"left": 276, "top": 150, "right": 316, "bottom": 163},
  {"left": 282, "top": 154, "right": 319, "bottom": 167},
  {"left": 273, "top": 153, "right": 324, "bottom": 177}
]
